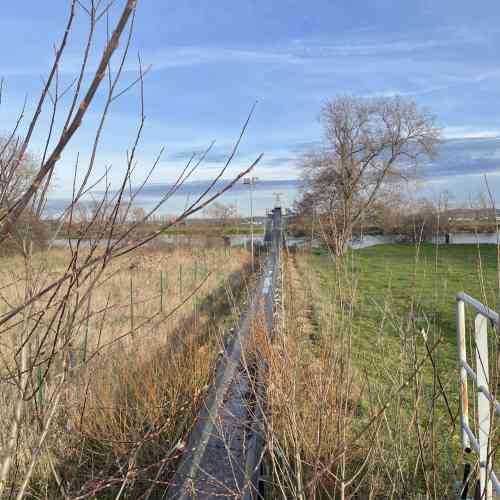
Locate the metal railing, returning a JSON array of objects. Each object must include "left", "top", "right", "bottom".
[{"left": 456, "top": 292, "right": 500, "bottom": 499}]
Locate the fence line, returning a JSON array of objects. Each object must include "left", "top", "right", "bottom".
[{"left": 456, "top": 292, "right": 500, "bottom": 499}]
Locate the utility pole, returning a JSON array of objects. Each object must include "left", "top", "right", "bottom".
[{"left": 244, "top": 177, "right": 258, "bottom": 271}]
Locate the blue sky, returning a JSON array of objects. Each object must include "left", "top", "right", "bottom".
[{"left": 2, "top": 1, "right": 500, "bottom": 215}]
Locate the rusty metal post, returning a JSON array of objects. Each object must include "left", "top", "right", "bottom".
[{"left": 456, "top": 298, "right": 470, "bottom": 453}]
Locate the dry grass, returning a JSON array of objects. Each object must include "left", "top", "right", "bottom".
[
  {"left": 0, "top": 244, "right": 252, "bottom": 498},
  {"left": 256, "top": 253, "right": 364, "bottom": 499}
]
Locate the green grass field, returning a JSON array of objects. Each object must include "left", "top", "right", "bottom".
[
  {"left": 292, "top": 243, "right": 500, "bottom": 494},
  {"left": 308, "top": 243, "right": 499, "bottom": 373}
]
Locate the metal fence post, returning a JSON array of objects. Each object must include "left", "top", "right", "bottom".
[
  {"left": 130, "top": 273, "right": 134, "bottom": 336},
  {"left": 475, "top": 313, "right": 492, "bottom": 499},
  {"left": 455, "top": 293, "right": 500, "bottom": 499},
  {"left": 160, "top": 271, "right": 164, "bottom": 313},
  {"left": 456, "top": 298, "right": 470, "bottom": 453},
  {"left": 83, "top": 312, "right": 90, "bottom": 362},
  {"left": 37, "top": 365, "right": 44, "bottom": 418},
  {"left": 179, "top": 263, "right": 183, "bottom": 298}
]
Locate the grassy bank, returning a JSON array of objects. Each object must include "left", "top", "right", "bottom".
[
  {"left": 261, "top": 243, "right": 499, "bottom": 499},
  {"left": 54, "top": 221, "right": 265, "bottom": 241}
]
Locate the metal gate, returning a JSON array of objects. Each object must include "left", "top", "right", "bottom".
[{"left": 456, "top": 292, "right": 500, "bottom": 499}]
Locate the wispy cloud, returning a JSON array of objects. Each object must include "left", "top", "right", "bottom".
[
  {"left": 168, "top": 149, "right": 229, "bottom": 164},
  {"left": 148, "top": 46, "right": 304, "bottom": 69},
  {"left": 287, "top": 140, "right": 322, "bottom": 154},
  {"left": 85, "top": 178, "right": 299, "bottom": 202},
  {"left": 140, "top": 39, "right": 452, "bottom": 75},
  {"left": 424, "top": 135, "right": 500, "bottom": 179},
  {"left": 264, "top": 156, "right": 296, "bottom": 167},
  {"left": 5, "top": 26, "right": 500, "bottom": 111},
  {"left": 364, "top": 84, "right": 452, "bottom": 98},
  {"left": 442, "top": 126, "right": 500, "bottom": 140}
]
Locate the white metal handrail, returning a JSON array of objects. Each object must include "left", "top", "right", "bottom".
[{"left": 456, "top": 292, "right": 500, "bottom": 499}]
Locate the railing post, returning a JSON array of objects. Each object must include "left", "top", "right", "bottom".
[
  {"left": 456, "top": 298, "right": 471, "bottom": 453},
  {"left": 474, "top": 313, "right": 492, "bottom": 500},
  {"left": 455, "top": 293, "right": 500, "bottom": 498}
]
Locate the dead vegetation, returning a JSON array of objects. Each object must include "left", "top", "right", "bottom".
[{"left": 0, "top": 245, "right": 252, "bottom": 498}]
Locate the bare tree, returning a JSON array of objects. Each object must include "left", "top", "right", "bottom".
[
  {"left": 298, "top": 95, "right": 440, "bottom": 255},
  {"left": 131, "top": 206, "right": 146, "bottom": 223},
  {"left": 362, "top": 183, "right": 405, "bottom": 234},
  {"left": 397, "top": 196, "right": 439, "bottom": 243},
  {"left": 0, "top": 137, "right": 48, "bottom": 251},
  {"left": 0, "top": 136, "right": 37, "bottom": 208},
  {"left": 204, "top": 201, "right": 237, "bottom": 227}
]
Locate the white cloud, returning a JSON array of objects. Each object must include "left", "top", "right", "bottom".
[
  {"left": 363, "top": 84, "right": 451, "bottom": 98},
  {"left": 147, "top": 46, "right": 304, "bottom": 69},
  {"left": 143, "top": 36, "right": 450, "bottom": 73},
  {"left": 442, "top": 126, "right": 500, "bottom": 140}
]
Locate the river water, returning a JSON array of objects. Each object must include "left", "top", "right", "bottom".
[
  {"left": 50, "top": 234, "right": 265, "bottom": 248},
  {"left": 352, "top": 232, "right": 500, "bottom": 249}
]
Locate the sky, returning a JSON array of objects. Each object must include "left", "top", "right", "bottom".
[{"left": 2, "top": 1, "right": 500, "bottom": 215}]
